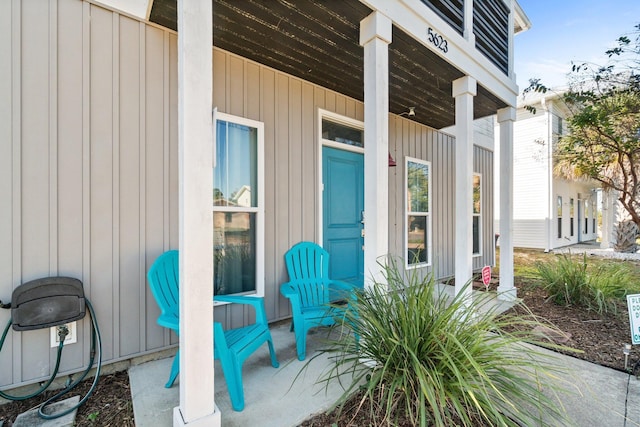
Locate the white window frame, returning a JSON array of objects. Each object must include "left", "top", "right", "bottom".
[
  {"left": 405, "top": 156, "right": 432, "bottom": 269},
  {"left": 472, "top": 173, "right": 482, "bottom": 257},
  {"left": 213, "top": 111, "right": 265, "bottom": 299}
]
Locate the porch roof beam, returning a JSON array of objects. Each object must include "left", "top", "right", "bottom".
[{"left": 360, "top": 0, "right": 518, "bottom": 108}]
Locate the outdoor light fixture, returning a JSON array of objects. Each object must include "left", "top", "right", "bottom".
[
  {"left": 388, "top": 153, "right": 397, "bottom": 167},
  {"left": 399, "top": 107, "right": 416, "bottom": 117},
  {"left": 624, "top": 343, "right": 632, "bottom": 371}
]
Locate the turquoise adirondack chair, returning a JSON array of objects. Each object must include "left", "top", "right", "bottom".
[
  {"left": 280, "top": 241, "right": 358, "bottom": 361},
  {"left": 147, "top": 250, "right": 279, "bottom": 411}
]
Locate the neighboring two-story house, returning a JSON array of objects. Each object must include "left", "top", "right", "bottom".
[{"left": 495, "top": 92, "right": 598, "bottom": 251}]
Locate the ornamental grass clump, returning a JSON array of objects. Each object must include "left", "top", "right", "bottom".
[
  {"left": 535, "top": 252, "right": 639, "bottom": 314},
  {"left": 316, "top": 259, "right": 570, "bottom": 427}
]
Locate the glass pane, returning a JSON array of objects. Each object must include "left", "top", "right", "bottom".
[
  {"left": 473, "top": 175, "right": 481, "bottom": 214},
  {"left": 213, "top": 212, "right": 256, "bottom": 295},
  {"left": 407, "top": 215, "right": 428, "bottom": 265},
  {"left": 321, "top": 119, "right": 364, "bottom": 147},
  {"left": 473, "top": 216, "right": 480, "bottom": 254},
  {"left": 407, "top": 161, "right": 429, "bottom": 213},
  {"left": 570, "top": 198, "right": 574, "bottom": 217},
  {"left": 557, "top": 218, "right": 562, "bottom": 238},
  {"left": 570, "top": 218, "right": 574, "bottom": 236},
  {"left": 557, "top": 196, "right": 562, "bottom": 217},
  {"left": 214, "top": 121, "right": 258, "bottom": 208}
]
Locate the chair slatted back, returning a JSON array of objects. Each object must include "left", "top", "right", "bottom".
[
  {"left": 284, "top": 242, "right": 331, "bottom": 308},
  {"left": 147, "top": 250, "right": 180, "bottom": 329}
]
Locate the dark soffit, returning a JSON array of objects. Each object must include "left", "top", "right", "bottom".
[{"left": 149, "top": 0, "right": 507, "bottom": 129}]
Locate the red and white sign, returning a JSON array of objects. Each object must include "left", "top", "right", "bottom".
[{"left": 481, "top": 266, "right": 491, "bottom": 287}]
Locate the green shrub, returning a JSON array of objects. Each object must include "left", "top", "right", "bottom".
[
  {"left": 535, "top": 252, "right": 639, "bottom": 314},
  {"left": 315, "top": 259, "right": 570, "bottom": 427}
]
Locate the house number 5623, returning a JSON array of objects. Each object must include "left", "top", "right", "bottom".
[{"left": 427, "top": 27, "right": 448, "bottom": 53}]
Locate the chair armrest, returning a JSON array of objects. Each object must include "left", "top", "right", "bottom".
[
  {"left": 214, "top": 294, "right": 262, "bottom": 306},
  {"left": 279, "top": 282, "right": 305, "bottom": 318},
  {"left": 214, "top": 295, "right": 268, "bottom": 325},
  {"left": 279, "top": 282, "right": 298, "bottom": 298}
]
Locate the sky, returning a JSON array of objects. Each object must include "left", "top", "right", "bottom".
[{"left": 514, "top": 0, "right": 640, "bottom": 92}]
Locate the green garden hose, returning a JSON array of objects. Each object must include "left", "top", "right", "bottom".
[{"left": 0, "top": 298, "right": 102, "bottom": 420}]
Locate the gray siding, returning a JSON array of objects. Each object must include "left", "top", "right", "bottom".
[
  {"left": 473, "top": 145, "right": 496, "bottom": 271},
  {"left": 1, "top": 0, "right": 495, "bottom": 389},
  {"left": 1, "top": 0, "right": 180, "bottom": 388},
  {"left": 388, "top": 118, "right": 495, "bottom": 281},
  {"left": 210, "top": 49, "right": 366, "bottom": 327}
]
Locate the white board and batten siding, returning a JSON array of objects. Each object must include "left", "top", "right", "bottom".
[
  {"left": 1, "top": 0, "right": 496, "bottom": 389},
  {"left": 500, "top": 106, "right": 552, "bottom": 249}
]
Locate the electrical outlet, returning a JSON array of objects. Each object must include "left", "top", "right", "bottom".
[{"left": 50, "top": 321, "right": 77, "bottom": 347}]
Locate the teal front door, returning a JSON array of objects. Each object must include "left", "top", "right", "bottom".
[{"left": 322, "top": 146, "right": 364, "bottom": 288}]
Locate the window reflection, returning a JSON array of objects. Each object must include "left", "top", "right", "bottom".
[
  {"left": 406, "top": 159, "right": 430, "bottom": 266},
  {"left": 321, "top": 119, "right": 364, "bottom": 147},
  {"left": 407, "top": 162, "right": 430, "bottom": 213},
  {"left": 407, "top": 216, "right": 427, "bottom": 264},
  {"left": 214, "top": 121, "right": 257, "bottom": 208},
  {"left": 213, "top": 212, "right": 256, "bottom": 295},
  {"left": 472, "top": 174, "right": 481, "bottom": 255},
  {"left": 213, "top": 116, "right": 261, "bottom": 296}
]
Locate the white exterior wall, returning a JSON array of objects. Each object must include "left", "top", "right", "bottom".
[
  {"left": 495, "top": 97, "right": 598, "bottom": 250},
  {"left": 495, "top": 107, "right": 549, "bottom": 249}
]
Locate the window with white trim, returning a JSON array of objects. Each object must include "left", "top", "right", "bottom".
[
  {"left": 472, "top": 174, "right": 482, "bottom": 256},
  {"left": 406, "top": 157, "right": 431, "bottom": 268},
  {"left": 213, "top": 113, "right": 264, "bottom": 296}
]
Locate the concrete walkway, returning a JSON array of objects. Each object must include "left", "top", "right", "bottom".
[{"left": 130, "top": 287, "right": 640, "bottom": 427}]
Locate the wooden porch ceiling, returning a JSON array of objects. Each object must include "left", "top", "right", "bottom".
[{"left": 149, "top": 0, "right": 507, "bottom": 130}]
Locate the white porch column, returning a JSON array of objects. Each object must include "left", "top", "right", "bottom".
[
  {"left": 497, "top": 106, "right": 517, "bottom": 301},
  {"left": 175, "top": 0, "right": 219, "bottom": 426},
  {"left": 360, "top": 12, "right": 391, "bottom": 289},
  {"left": 452, "top": 76, "right": 476, "bottom": 298}
]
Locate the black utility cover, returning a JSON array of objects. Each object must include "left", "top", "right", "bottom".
[{"left": 11, "top": 277, "right": 86, "bottom": 331}]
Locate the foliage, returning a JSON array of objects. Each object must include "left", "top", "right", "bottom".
[
  {"left": 523, "top": 24, "right": 640, "bottom": 241},
  {"left": 534, "top": 252, "right": 640, "bottom": 314},
  {"left": 313, "top": 258, "right": 570, "bottom": 427}
]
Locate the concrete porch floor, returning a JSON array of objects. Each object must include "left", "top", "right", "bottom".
[
  {"left": 129, "top": 319, "right": 350, "bottom": 427},
  {"left": 128, "top": 285, "right": 640, "bottom": 427},
  {"left": 128, "top": 285, "right": 514, "bottom": 426}
]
